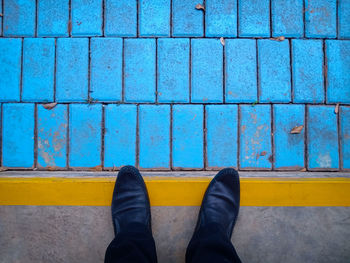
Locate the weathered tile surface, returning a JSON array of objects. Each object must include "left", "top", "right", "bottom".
[
  {"left": 37, "top": 104, "right": 67, "bottom": 168},
  {"left": 340, "top": 106, "right": 350, "bottom": 169},
  {"left": 139, "top": 105, "right": 170, "bottom": 169},
  {"left": 71, "top": 0, "right": 102, "bottom": 36},
  {"left": 2, "top": 103, "right": 34, "bottom": 168},
  {"left": 4, "top": 0, "right": 35, "bottom": 36},
  {"left": 172, "top": 105, "right": 203, "bottom": 169}
]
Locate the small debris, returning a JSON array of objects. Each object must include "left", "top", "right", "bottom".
[
  {"left": 220, "top": 37, "right": 225, "bottom": 46},
  {"left": 271, "top": 36, "right": 285, "bottom": 41},
  {"left": 0, "top": 167, "right": 8, "bottom": 172},
  {"left": 335, "top": 103, "right": 340, "bottom": 114},
  {"left": 89, "top": 165, "right": 103, "bottom": 171},
  {"left": 260, "top": 151, "right": 267, "bottom": 156},
  {"left": 0, "top": 13, "right": 3, "bottom": 17},
  {"left": 290, "top": 125, "right": 304, "bottom": 134},
  {"left": 300, "top": 168, "right": 307, "bottom": 172},
  {"left": 68, "top": 21, "right": 72, "bottom": 35},
  {"left": 43, "top": 102, "right": 57, "bottom": 110},
  {"left": 195, "top": 3, "right": 205, "bottom": 11},
  {"left": 251, "top": 101, "right": 258, "bottom": 107}
]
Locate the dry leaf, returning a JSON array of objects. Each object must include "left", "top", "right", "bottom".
[
  {"left": 195, "top": 3, "right": 205, "bottom": 11},
  {"left": 335, "top": 103, "right": 340, "bottom": 114},
  {"left": 0, "top": 167, "right": 8, "bottom": 172},
  {"left": 260, "top": 151, "right": 267, "bottom": 156},
  {"left": 271, "top": 36, "right": 285, "bottom": 41},
  {"left": 290, "top": 125, "right": 304, "bottom": 134},
  {"left": 220, "top": 37, "right": 225, "bottom": 46},
  {"left": 0, "top": 13, "right": 3, "bottom": 17},
  {"left": 43, "top": 102, "right": 57, "bottom": 110},
  {"left": 300, "top": 168, "right": 307, "bottom": 172}
]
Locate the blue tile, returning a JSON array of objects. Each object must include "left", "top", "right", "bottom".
[
  {"left": 206, "top": 0, "right": 237, "bottom": 37},
  {"left": 191, "top": 39, "right": 223, "bottom": 103},
  {"left": 71, "top": 0, "right": 102, "bottom": 36},
  {"left": 292, "top": 40, "right": 324, "bottom": 103},
  {"left": 340, "top": 106, "right": 350, "bottom": 169},
  {"left": 4, "top": 0, "right": 35, "bottom": 36},
  {"left": 172, "top": 0, "right": 203, "bottom": 37},
  {"left": 274, "top": 104, "right": 305, "bottom": 169},
  {"left": 225, "top": 39, "right": 257, "bottom": 103},
  {"left": 240, "top": 105, "right": 272, "bottom": 169},
  {"left": 37, "top": 104, "right": 67, "bottom": 168},
  {"left": 238, "top": 0, "right": 270, "bottom": 37},
  {"left": 22, "top": 38, "right": 55, "bottom": 102},
  {"left": 105, "top": 0, "right": 137, "bottom": 37},
  {"left": 104, "top": 104, "right": 137, "bottom": 168},
  {"left": 308, "top": 106, "right": 339, "bottom": 169},
  {"left": 56, "top": 38, "right": 89, "bottom": 102},
  {"left": 38, "top": 0, "right": 69, "bottom": 36},
  {"left": 124, "top": 39, "right": 156, "bottom": 102},
  {"left": 339, "top": 0, "right": 350, "bottom": 38},
  {"left": 139, "top": 0, "right": 170, "bottom": 37},
  {"left": 271, "top": 0, "right": 303, "bottom": 37},
  {"left": 0, "top": 38, "right": 21, "bottom": 102},
  {"left": 206, "top": 105, "right": 238, "bottom": 168},
  {"left": 326, "top": 40, "right": 350, "bottom": 104},
  {"left": 172, "top": 105, "right": 203, "bottom": 169},
  {"left": 158, "top": 38, "right": 189, "bottom": 103},
  {"left": 90, "top": 38, "right": 122, "bottom": 101},
  {"left": 69, "top": 104, "right": 102, "bottom": 168},
  {"left": 2, "top": 103, "right": 34, "bottom": 168},
  {"left": 139, "top": 105, "right": 170, "bottom": 169},
  {"left": 305, "top": 0, "right": 336, "bottom": 38},
  {"left": 258, "top": 40, "right": 291, "bottom": 103}
]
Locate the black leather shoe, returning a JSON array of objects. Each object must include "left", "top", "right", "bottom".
[
  {"left": 194, "top": 168, "right": 240, "bottom": 238},
  {"left": 111, "top": 165, "right": 151, "bottom": 235}
]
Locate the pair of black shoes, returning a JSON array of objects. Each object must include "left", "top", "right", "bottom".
[{"left": 111, "top": 166, "right": 240, "bottom": 243}]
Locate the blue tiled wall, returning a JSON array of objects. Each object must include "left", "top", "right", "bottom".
[{"left": 0, "top": 0, "right": 349, "bottom": 171}]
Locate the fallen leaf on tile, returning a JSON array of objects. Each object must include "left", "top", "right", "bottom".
[
  {"left": 195, "top": 3, "right": 205, "bottom": 11},
  {"left": 43, "top": 102, "right": 57, "bottom": 110},
  {"left": 300, "top": 168, "right": 307, "bottom": 172},
  {"left": 220, "top": 37, "right": 225, "bottom": 46},
  {"left": 0, "top": 13, "right": 3, "bottom": 17},
  {"left": 0, "top": 167, "right": 8, "bottom": 172},
  {"left": 334, "top": 103, "right": 339, "bottom": 114},
  {"left": 271, "top": 36, "right": 285, "bottom": 41},
  {"left": 290, "top": 125, "right": 303, "bottom": 134}
]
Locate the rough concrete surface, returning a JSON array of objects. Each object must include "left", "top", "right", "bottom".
[{"left": 0, "top": 206, "right": 350, "bottom": 263}]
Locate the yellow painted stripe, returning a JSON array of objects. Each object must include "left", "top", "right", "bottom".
[{"left": 0, "top": 177, "right": 350, "bottom": 206}]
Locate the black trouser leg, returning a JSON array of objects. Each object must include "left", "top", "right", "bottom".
[
  {"left": 186, "top": 223, "right": 241, "bottom": 263},
  {"left": 104, "top": 223, "right": 157, "bottom": 263}
]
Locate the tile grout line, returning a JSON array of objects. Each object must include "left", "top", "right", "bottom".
[
  {"left": 19, "top": 37, "right": 24, "bottom": 102},
  {"left": 203, "top": 0, "right": 206, "bottom": 37},
  {"left": 101, "top": 104, "right": 105, "bottom": 169},
  {"left": 34, "top": 103, "right": 38, "bottom": 169},
  {"left": 102, "top": 0, "right": 105, "bottom": 37},
  {"left": 122, "top": 38, "right": 125, "bottom": 102},
  {"left": 289, "top": 39, "right": 294, "bottom": 103},
  {"left": 53, "top": 38, "right": 57, "bottom": 102},
  {"left": 1, "top": 0, "right": 4, "bottom": 36},
  {"left": 237, "top": 104, "right": 241, "bottom": 170},
  {"left": 203, "top": 105, "right": 207, "bottom": 170},
  {"left": 0, "top": 103, "right": 2, "bottom": 167},
  {"left": 323, "top": 40, "right": 327, "bottom": 104},
  {"left": 136, "top": 104, "right": 140, "bottom": 169},
  {"left": 66, "top": 104, "right": 70, "bottom": 169},
  {"left": 189, "top": 39, "right": 192, "bottom": 103},
  {"left": 169, "top": 104, "right": 173, "bottom": 170},
  {"left": 136, "top": 0, "right": 139, "bottom": 37},
  {"left": 35, "top": 0, "right": 38, "bottom": 37},
  {"left": 155, "top": 38, "right": 158, "bottom": 103},
  {"left": 336, "top": 0, "right": 339, "bottom": 39},
  {"left": 303, "top": 0, "right": 306, "bottom": 38},
  {"left": 222, "top": 40, "right": 225, "bottom": 103},
  {"left": 271, "top": 104, "right": 275, "bottom": 170},
  {"left": 305, "top": 104, "right": 308, "bottom": 170},
  {"left": 68, "top": 0, "right": 72, "bottom": 37},
  {"left": 269, "top": 0, "right": 272, "bottom": 37},
  {"left": 338, "top": 106, "right": 342, "bottom": 170},
  {"left": 256, "top": 39, "right": 260, "bottom": 102},
  {"left": 170, "top": 0, "right": 173, "bottom": 37},
  {"left": 87, "top": 37, "right": 91, "bottom": 102},
  {"left": 236, "top": 0, "right": 239, "bottom": 37}
]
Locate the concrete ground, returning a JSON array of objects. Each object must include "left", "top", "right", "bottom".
[{"left": 1, "top": 206, "right": 350, "bottom": 263}]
